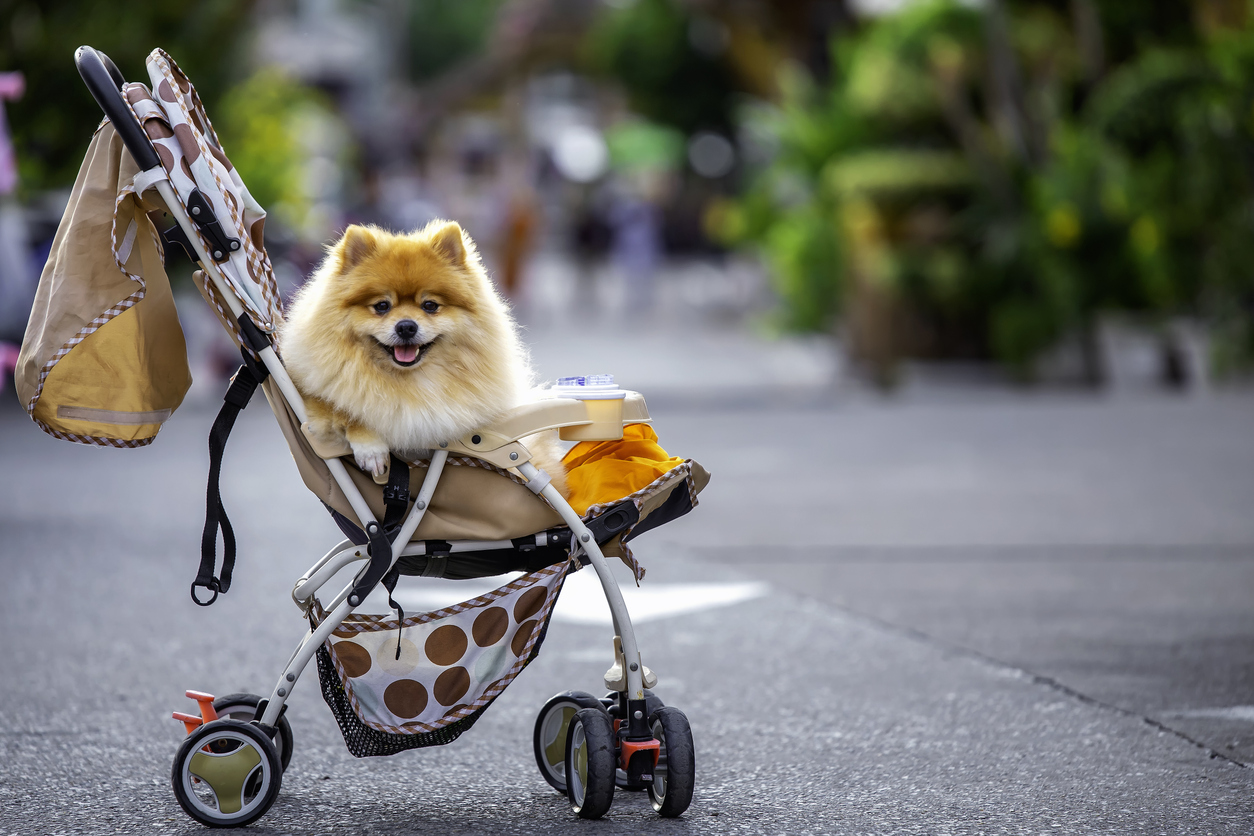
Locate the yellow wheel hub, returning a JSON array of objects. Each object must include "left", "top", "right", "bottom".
[{"left": 189, "top": 744, "right": 263, "bottom": 814}]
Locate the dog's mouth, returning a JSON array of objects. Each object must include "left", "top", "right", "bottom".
[{"left": 377, "top": 336, "right": 439, "bottom": 368}]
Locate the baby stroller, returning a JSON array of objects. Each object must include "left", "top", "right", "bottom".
[{"left": 19, "top": 46, "right": 709, "bottom": 828}]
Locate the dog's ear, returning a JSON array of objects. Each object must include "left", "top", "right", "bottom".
[
  {"left": 337, "top": 225, "right": 376, "bottom": 271},
  {"left": 428, "top": 222, "right": 467, "bottom": 266}
]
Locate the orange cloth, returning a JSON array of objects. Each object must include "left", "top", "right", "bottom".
[{"left": 562, "top": 424, "right": 687, "bottom": 516}]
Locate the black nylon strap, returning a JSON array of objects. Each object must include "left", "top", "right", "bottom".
[
  {"left": 193, "top": 358, "right": 268, "bottom": 606},
  {"left": 380, "top": 455, "right": 410, "bottom": 656},
  {"left": 382, "top": 567, "right": 405, "bottom": 659},
  {"left": 381, "top": 454, "right": 410, "bottom": 537}
]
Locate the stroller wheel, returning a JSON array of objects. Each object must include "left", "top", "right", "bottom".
[
  {"left": 212, "top": 692, "right": 294, "bottom": 772},
  {"left": 532, "top": 691, "right": 605, "bottom": 794},
  {"left": 648, "top": 706, "right": 695, "bottom": 818},
  {"left": 565, "top": 708, "right": 616, "bottom": 819},
  {"left": 172, "top": 718, "right": 282, "bottom": 828}
]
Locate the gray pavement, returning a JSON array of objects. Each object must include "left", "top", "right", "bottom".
[
  {"left": 661, "top": 394, "right": 1254, "bottom": 768},
  {"left": 2, "top": 312, "right": 1253, "bottom": 833}
]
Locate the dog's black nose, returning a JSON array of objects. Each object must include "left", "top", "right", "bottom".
[{"left": 395, "top": 319, "right": 419, "bottom": 341}]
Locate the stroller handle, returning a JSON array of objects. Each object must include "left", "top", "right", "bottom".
[{"left": 74, "top": 45, "right": 162, "bottom": 173}]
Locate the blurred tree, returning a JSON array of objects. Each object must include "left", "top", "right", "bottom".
[
  {"left": 0, "top": 0, "right": 252, "bottom": 196},
  {"left": 585, "top": 0, "right": 743, "bottom": 135},
  {"left": 403, "top": 0, "right": 505, "bottom": 82},
  {"left": 720, "top": 0, "right": 1254, "bottom": 381},
  {"left": 215, "top": 67, "right": 345, "bottom": 241}
]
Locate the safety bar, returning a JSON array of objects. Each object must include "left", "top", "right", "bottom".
[{"left": 74, "top": 46, "right": 161, "bottom": 172}]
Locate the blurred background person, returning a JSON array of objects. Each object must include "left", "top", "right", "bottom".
[{"left": 0, "top": 70, "right": 30, "bottom": 390}]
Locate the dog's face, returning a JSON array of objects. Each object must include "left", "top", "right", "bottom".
[{"left": 324, "top": 222, "right": 485, "bottom": 374}]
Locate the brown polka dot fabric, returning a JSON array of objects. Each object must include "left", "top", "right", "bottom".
[
  {"left": 172, "top": 123, "right": 200, "bottom": 162},
  {"left": 511, "top": 620, "right": 538, "bottom": 657},
  {"left": 320, "top": 560, "right": 571, "bottom": 735},
  {"left": 155, "top": 143, "right": 175, "bottom": 174},
  {"left": 434, "top": 667, "right": 470, "bottom": 706},
  {"left": 472, "top": 607, "right": 508, "bottom": 647},
  {"left": 249, "top": 217, "right": 265, "bottom": 249},
  {"left": 383, "top": 680, "right": 428, "bottom": 719},
  {"left": 334, "top": 641, "right": 372, "bottom": 678},
  {"left": 425, "top": 625, "right": 468, "bottom": 666},
  {"left": 145, "top": 120, "right": 174, "bottom": 140},
  {"left": 125, "top": 49, "right": 284, "bottom": 342},
  {"left": 208, "top": 143, "right": 233, "bottom": 172},
  {"left": 513, "top": 587, "right": 546, "bottom": 622}
]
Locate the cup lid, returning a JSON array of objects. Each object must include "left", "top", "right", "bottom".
[{"left": 552, "top": 373, "right": 626, "bottom": 400}]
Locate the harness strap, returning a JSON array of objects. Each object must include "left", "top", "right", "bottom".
[
  {"left": 381, "top": 454, "right": 410, "bottom": 537},
  {"left": 380, "top": 455, "right": 410, "bottom": 657},
  {"left": 192, "top": 355, "right": 268, "bottom": 606}
]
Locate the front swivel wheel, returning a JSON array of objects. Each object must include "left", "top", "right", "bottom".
[
  {"left": 172, "top": 719, "right": 282, "bottom": 828},
  {"left": 648, "top": 706, "right": 694, "bottom": 817},
  {"left": 564, "top": 708, "right": 616, "bottom": 819}
]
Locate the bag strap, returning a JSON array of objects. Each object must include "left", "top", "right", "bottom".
[{"left": 192, "top": 349, "right": 269, "bottom": 606}]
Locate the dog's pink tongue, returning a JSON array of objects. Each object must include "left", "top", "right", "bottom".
[{"left": 394, "top": 344, "right": 419, "bottom": 363}]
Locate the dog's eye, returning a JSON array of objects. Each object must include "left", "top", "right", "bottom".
[
  {"left": 421, "top": 300, "right": 440, "bottom": 314},
  {"left": 373, "top": 300, "right": 391, "bottom": 314}
]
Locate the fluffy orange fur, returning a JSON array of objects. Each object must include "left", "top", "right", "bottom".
[{"left": 279, "top": 221, "right": 567, "bottom": 495}]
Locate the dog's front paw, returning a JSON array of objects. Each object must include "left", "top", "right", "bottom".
[{"left": 351, "top": 442, "right": 391, "bottom": 477}]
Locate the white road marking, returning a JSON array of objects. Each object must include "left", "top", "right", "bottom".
[
  {"left": 379, "top": 570, "right": 769, "bottom": 626},
  {"left": 1164, "top": 705, "right": 1254, "bottom": 723}
]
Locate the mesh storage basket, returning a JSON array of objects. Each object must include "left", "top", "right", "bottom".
[{"left": 312, "top": 559, "right": 573, "bottom": 757}]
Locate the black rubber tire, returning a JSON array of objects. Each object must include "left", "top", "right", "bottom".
[
  {"left": 172, "top": 718, "right": 283, "bottom": 828},
  {"left": 532, "top": 691, "right": 606, "bottom": 794},
  {"left": 565, "top": 708, "right": 616, "bottom": 819},
  {"left": 212, "top": 693, "right": 294, "bottom": 772},
  {"left": 648, "top": 706, "right": 695, "bottom": 817},
  {"left": 609, "top": 690, "right": 664, "bottom": 791}
]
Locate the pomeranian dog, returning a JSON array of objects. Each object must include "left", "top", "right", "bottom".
[{"left": 279, "top": 220, "right": 567, "bottom": 496}]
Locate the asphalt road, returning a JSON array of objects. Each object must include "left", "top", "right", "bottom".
[{"left": 1, "top": 387, "right": 1251, "bottom": 835}]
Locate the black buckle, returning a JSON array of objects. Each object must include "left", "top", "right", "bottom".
[
  {"left": 348, "top": 522, "right": 393, "bottom": 607},
  {"left": 190, "top": 578, "right": 220, "bottom": 607},
  {"left": 382, "top": 482, "right": 407, "bottom": 505},
  {"left": 186, "top": 189, "right": 241, "bottom": 263}
]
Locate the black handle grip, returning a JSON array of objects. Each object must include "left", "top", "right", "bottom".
[{"left": 74, "top": 45, "right": 162, "bottom": 172}]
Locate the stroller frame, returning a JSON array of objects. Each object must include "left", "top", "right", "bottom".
[{"left": 72, "top": 46, "right": 696, "bottom": 826}]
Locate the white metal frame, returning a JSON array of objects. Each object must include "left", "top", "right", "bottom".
[{"left": 147, "top": 176, "right": 652, "bottom": 734}]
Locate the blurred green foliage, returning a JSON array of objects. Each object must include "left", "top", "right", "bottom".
[
  {"left": 605, "top": 120, "right": 685, "bottom": 173},
  {"left": 720, "top": 0, "right": 1254, "bottom": 377},
  {"left": 404, "top": 0, "right": 504, "bottom": 82},
  {"left": 215, "top": 68, "right": 342, "bottom": 237},
  {"left": 0, "top": 0, "right": 252, "bottom": 196},
  {"left": 585, "top": 0, "right": 740, "bottom": 134}
]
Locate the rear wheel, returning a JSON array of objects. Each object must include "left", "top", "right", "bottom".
[
  {"left": 648, "top": 706, "right": 694, "bottom": 817},
  {"left": 212, "top": 693, "right": 293, "bottom": 772},
  {"left": 565, "top": 708, "right": 616, "bottom": 819},
  {"left": 532, "top": 691, "right": 605, "bottom": 794},
  {"left": 172, "top": 718, "right": 282, "bottom": 828}
]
